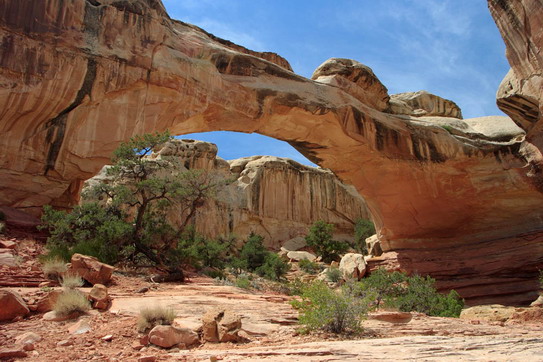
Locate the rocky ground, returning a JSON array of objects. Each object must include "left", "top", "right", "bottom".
[{"left": 1, "top": 233, "right": 543, "bottom": 361}]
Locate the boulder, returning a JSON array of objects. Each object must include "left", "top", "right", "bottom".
[
  {"left": 339, "top": 253, "right": 367, "bottom": 280},
  {"left": 148, "top": 325, "right": 199, "bottom": 349},
  {"left": 369, "top": 311, "right": 412, "bottom": 324},
  {"left": 282, "top": 237, "right": 307, "bottom": 251},
  {"left": 365, "top": 235, "right": 382, "bottom": 257},
  {"left": 42, "top": 310, "right": 79, "bottom": 322},
  {"left": 530, "top": 295, "right": 543, "bottom": 307},
  {"left": 69, "top": 254, "right": 114, "bottom": 285},
  {"left": 202, "top": 308, "right": 242, "bottom": 343},
  {"left": 286, "top": 251, "right": 316, "bottom": 262},
  {"left": 0, "top": 239, "right": 16, "bottom": 249},
  {"left": 0, "top": 289, "right": 29, "bottom": 321},
  {"left": 388, "top": 90, "right": 462, "bottom": 118},
  {"left": 460, "top": 305, "right": 517, "bottom": 323},
  {"left": 88, "top": 284, "right": 110, "bottom": 309},
  {"left": 0, "top": 249, "right": 16, "bottom": 267},
  {"left": 68, "top": 319, "right": 92, "bottom": 335}
]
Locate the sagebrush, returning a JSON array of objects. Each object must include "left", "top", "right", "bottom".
[{"left": 42, "top": 258, "right": 68, "bottom": 282}]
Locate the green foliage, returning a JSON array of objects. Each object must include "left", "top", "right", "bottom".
[
  {"left": 41, "top": 132, "right": 227, "bottom": 274},
  {"left": 54, "top": 290, "right": 90, "bottom": 317},
  {"left": 305, "top": 221, "right": 349, "bottom": 263},
  {"left": 353, "top": 219, "right": 375, "bottom": 255},
  {"left": 42, "top": 258, "right": 68, "bottom": 281},
  {"left": 441, "top": 125, "right": 454, "bottom": 134},
  {"left": 325, "top": 267, "right": 342, "bottom": 283},
  {"left": 40, "top": 203, "right": 131, "bottom": 264},
  {"left": 291, "top": 281, "right": 370, "bottom": 334},
  {"left": 137, "top": 306, "right": 176, "bottom": 332},
  {"left": 358, "top": 269, "right": 464, "bottom": 317},
  {"left": 235, "top": 275, "right": 251, "bottom": 289},
  {"left": 255, "top": 253, "right": 290, "bottom": 281},
  {"left": 229, "top": 233, "right": 289, "bottom": 281},
  {"left": 299, "top": 259, "right": 321, "bottom": 275},
  {"left": 61, "top": 273, "right": 84, "bottom": 289}
]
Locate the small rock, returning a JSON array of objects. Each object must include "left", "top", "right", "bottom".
[
  {"left": 89, "top": 284, "right": 110, "bottom": 310},
  {"left": 22, "top": 343, "right": 35, "bottom": 351},
  {"left": 131, "top": 342, "right": 144, "bottom": 351},
  {"left": 0, "top": 239, "right": 16, "bottom": 249},
  {"left": 38, "top": 281, "right": 54, "bottom": 288},
  {"left": 68, "top": 319, "right": 92, "bottom": 335},
  {"left": 0, "top": 346, "right": 27, "bottom": 359},
  {"left": 57, "top": 339, "right": 73, "bottom": 347},
  {"left": 14, "top": 332, "right": 42, "bottom": 346},
  {"left": 136, "top": 287, "right": 149, "bottom": 294},
  {"left": 0, "top": 289, "right": 29, "bottom": 321},
  {"left": 36, "top": 289, "right": 63, "bottom": 313},
  {"left": 148, "top": 325, "right": 199, "bottom": 348},
  {"left": 43, "top": 310, "right": 78, "bottom": 322},
  {"left": 202, "top": 307, "right": 242, "bottom": 343},
  {"left": 138, "top": 356, "right": 157, "bottom": 362},
  {"left": 101, "top": 335, "right": 113, "bottom": 342}
]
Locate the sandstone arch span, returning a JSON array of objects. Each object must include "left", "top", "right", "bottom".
[{"left": 0, "top": 0, "right": 542, "bottom": 304}]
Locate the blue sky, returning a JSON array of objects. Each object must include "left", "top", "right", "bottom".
[{"left": 163, "top": 0, "right": 510, "bottom": 165}]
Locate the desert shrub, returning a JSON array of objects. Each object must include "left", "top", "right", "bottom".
[
  {"left": 291, "top": 281, "right": 370, "bottom": 334},
  {"left": 325, "top": 267, "right": 342, "bottom": 283},
  {"left": 353, "top": 219, "right": 375, "bottom": 255},
  {"left": 235, "top": 275, "right": 251, "bottom": 289},
  {"left": 305, "top": 221, "right": 349, "bottom": 263},
  {"left": 40, "top": 132, "right": 228, "bottom": 277},
  {"left": 238, "top": 233, "right": 268, "bottom": 271},
  {"left": 358, "top": 269, "right": 464, "bottom": 317},
  {"left": 54, "top": 290, "right": 90, "bottom": 317},
  {"left": 203, "top": 268, "right": 226, "bottom": 279},
  {"left": 255, "top": 253, "right": 290, "bottom": 281},
  {"left": 42, "top": 258, "right": 68, "bottom": 281},
  {"left": 61, "top": 273, "right": 84, "bottom": 289},
  {"left": 299, "top": 259, "right": 321, "bottom": 275},
  {"left": 214, "top": 277, "right": 234, "bottom": 287},
  {"left": 286, "top": 278, "right": 306, "bottom": 296},
  {"left": 137, "top": 306, "right": 176, "bottom": 332}
]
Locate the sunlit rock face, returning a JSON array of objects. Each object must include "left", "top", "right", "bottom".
[
  {"left": 85, "top": 139, "right": 370, "bottom": 248},
  {"left": 0, "top": 0, "right": 542, "bottom": 304}
]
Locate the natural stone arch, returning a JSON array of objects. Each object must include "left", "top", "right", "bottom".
[{"left": 1, "top": 0, "right": 542, "bottom": 304}]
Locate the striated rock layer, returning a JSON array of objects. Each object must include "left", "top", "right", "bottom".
[
  {"left": 0, "top": 0, "right": 542, "bottom": 304},
  {"left": 86, "top": 139, "right": 370, "bottom": 248}
]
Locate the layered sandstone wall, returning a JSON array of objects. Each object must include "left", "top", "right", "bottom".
[
  {"left": 86, "top": 139, "right": 370, "bottom": 248},
  {"left": 0, "top": 0, "right": 542, "bottom": 304}
]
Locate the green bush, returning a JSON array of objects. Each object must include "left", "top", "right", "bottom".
[
  {"left": 235, "top": 275, "right": 251, "bottom": 289},
  {"left": 291, "top": 281, "right": 370, "bottom": 334},
  {"left": 238, "top": 233, "right": 268, "bottom": 271},
  {"left": 353, "top": 219, "right": 375, "bottom": 255},
  {"left": 359, "top": 269, "right": 464, "bottom": 317},
  {"left": 299, "top": 259, "right": 321, "bottom": 275},
  {"left": 305, "top": 221, "right": 349, "bottom": 263},
  {"left": 54, "top": 290, "right": 90, "bottom": 317},
  {"left": 137, "top": 306, "right": 176, "bottom": 333},
  {"left": 255, "top": 253, "right": 290, "bottom": 281},
  {"left": 325, "top": 267, "right": 342, "bottom": 283}
]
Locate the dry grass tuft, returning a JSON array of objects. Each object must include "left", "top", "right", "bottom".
[
  {"left": 42, "top": 258, "right": 68, "bottom": 282},
  {"left": 61, "top": 273, "right": 84, "bottom": 289},
  {"left": 53, "top": 290, "right": 90, "bottom": 317},
  {"left": 137, "top": 306, "right": 176, "bottom": 332}
]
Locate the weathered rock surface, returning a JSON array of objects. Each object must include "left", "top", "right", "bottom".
[
  {"left": 286, "top": 251, "right": 317, "bottom": 262},
  {"left": 69, "top": 253, "right": 114, "bottom": 286},
  {"left": 88, "top": 284, "right": 109, "bottom": 309},
  {"left": 0, "top": 0, "right": 542, "bottom": 304},
  {"left": 388, "top": 90, "right": 462, "bottom": 118},
  {"left": 0, "top": 289, "right": 29, "bottom": 321}
]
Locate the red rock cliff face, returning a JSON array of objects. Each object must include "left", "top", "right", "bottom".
[{"left": 0, "top": 0, "right": 542, "bottom": 304}]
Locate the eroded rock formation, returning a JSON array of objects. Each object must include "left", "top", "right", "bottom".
[
  {"left": 0, "top": 0, "right": 542, "bottom": 304},
  {"left": 86, "top": 139, "right": 370, "bottom": 248}
]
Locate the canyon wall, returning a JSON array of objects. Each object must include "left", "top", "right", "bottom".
[
  {"left": 86, "top": 139, "right": 370, "bottom": 248},
  {"left": 0, "top": 0, "right": 542, "bottom": 304}
]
